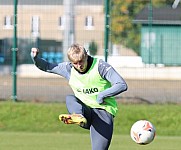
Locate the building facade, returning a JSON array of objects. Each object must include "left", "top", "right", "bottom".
[{"left": 0, "top": 0, "right": 104, "bottom": 64}]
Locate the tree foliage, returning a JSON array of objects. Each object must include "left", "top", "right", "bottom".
[
  {"left": 88, "top": 40, "right": 98, "bottom": 56},
  {"left": 110, "top": 0, "right": 175, "bottom": 55}
]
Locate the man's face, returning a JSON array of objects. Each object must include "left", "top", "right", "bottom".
[{"left": 71, "top": 55, "right": 88, "bottom": 72}]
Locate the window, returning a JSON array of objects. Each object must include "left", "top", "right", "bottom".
[
  {"left": 3, "top": 15, "right": 13, "bottom": 29},
  {"left": 58, "top": 16, "right": 65, "bottom": 30},
  {"left": 31, "top": 16, "right": 40, "bottom": 37},
  {"left": 85, "top": 16, "right": 94, "bottom": 30}
]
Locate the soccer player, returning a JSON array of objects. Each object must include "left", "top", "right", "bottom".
[{"left": 31, "top": 44, "right": 127, "bottom": 150}]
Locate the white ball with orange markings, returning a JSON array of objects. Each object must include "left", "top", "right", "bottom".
[{"left": 130, "top": 120, "right": 156, "bottom": 145}]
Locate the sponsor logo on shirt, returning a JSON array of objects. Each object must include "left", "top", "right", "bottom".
[{"left": 77, "top": 88, "right": 98, "bottom": 94}]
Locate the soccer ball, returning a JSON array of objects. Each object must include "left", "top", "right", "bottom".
[{"left": 130, "top": 120, "right": 156, "bottom": 145}]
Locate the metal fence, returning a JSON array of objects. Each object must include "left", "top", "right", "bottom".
[
  {"left": 0, "top": 0, "right": 181, "bottom": 103},
  {"left": 1, "top": 0, "right": 181, "bottom": 65}
]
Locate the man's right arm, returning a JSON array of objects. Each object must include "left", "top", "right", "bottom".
[
  {"left": 30, "top": 48, "right": 71, "bottom": 80},
  {"left": 31, "top": 48, "right": 57, "bottom": 72}
]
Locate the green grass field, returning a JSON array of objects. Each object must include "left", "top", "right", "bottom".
[
  {"left": 0, "top": 132, "right": 181, "bottom": 150},
  {"left": 0, "top": 101, "right": 181, "bottom": 149}
]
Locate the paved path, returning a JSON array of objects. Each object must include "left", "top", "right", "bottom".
[{"left": 1, "top": 76, "right": 181, "bottom": 104}]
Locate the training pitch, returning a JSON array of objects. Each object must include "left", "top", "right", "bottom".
[{"left": 0, "top": 132, "right": 180, "bottom": 150}]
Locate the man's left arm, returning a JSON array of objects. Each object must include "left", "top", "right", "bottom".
[{"left": 97, "top": 60, "right": 128, "bottom": 104}]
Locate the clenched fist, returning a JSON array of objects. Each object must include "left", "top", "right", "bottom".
[{"left": 31, "top": 48, "right": 39, "bottom": 58}]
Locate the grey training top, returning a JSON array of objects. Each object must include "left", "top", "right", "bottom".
[{"left": 31, "top": 54, "right": 127, "bottom": 103}]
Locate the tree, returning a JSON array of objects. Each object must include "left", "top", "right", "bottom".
[
  {"left": 110, "top": 0, "right": 174, "bottom": 55},
  {"left": 88, "top": 41, "right": 98, "bottom": 56}
]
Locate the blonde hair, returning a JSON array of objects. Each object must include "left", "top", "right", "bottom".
[{"left": 67, "top": 44, "right": 87, "bottom": 63}]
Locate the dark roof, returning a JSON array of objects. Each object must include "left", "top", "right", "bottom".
[
  {"left": 134, "top": 5, "right": 181, "bottom": 25},
  {"left": 0, "top": 0, "right": 103, "bottom": 5}
]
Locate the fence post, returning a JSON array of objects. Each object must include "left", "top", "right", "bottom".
[
  {"left": 148, "top": 0, "right": 153, "bottom": 64},
  {"left": 104, "top": 0, "right": 110, "bottom": 62},
  {"left": 12, "top": 0, "right": 18, "bottom": 101}
]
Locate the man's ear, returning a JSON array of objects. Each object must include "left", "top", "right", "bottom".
[{"left": 85, "top": 53, "right": 88, "bottom": 61}]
